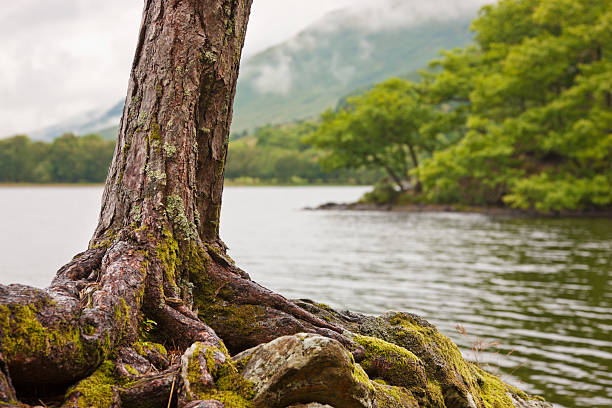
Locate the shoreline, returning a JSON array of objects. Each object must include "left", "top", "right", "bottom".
[{"left": 309, "top": 201, "right": 612, "bottom": 218}]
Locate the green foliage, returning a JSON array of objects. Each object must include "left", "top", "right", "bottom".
[
  {"left": 225, "top": 122, "right": 382, "bottom": 185},
  {"left": 417, "top": 0, "right": 612, "bottom": 212},
  {"left": 0, "top": 133, "right": 115, "bottom": 183},
  {"left": 361, "top": 179, "right": 400, "bottom": 205},
  {"left": 306, "top": 78, "right": 449, "bottom": 191},
  {"left": 1, "top": 124, "right": 377, "bottom": 185}
]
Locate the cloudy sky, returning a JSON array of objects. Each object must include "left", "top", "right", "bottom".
[{"left": 0, "top": 0, "right": 490, "bottom": 137}]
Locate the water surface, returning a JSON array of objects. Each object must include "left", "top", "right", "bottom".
[{"left": 0, "top": 186, "right": 610, "bottom": 408}]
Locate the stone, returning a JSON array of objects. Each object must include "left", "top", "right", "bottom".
[
  {"left": 182, "top": 400, "right": 225, "bottom": 408},
  {"left": 234, "top": 333, "right": 417, "bottom": 408}
]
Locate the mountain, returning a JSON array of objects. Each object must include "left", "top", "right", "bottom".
[
  {"left": 26, "top": 3, "right": 477, "bottom": 140},
  {"left": 28, "top": 101, "right": 123, "bottom": 141},
  {"left": 232, "top": 11, "right": 474, "bottom": 132}
]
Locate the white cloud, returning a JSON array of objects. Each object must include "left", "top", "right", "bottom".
[{"left": 251, "top": 52, "right": 294, "bottom": 95}]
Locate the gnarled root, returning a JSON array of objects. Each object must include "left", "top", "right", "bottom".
[
  {"left": 0, "top": 241, "right": 147, "bottom": 400},
  {"left": 0, "top": 237, "right": 551, "bottom": 408}
]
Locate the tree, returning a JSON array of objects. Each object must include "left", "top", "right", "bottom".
[
  {"left": 0, "top": 1, "right": 344, "bottom": 405},
  {"left": 306, "top": 78, "right": 444, "bottom": 193},
  {"left": 420, "top": 0, "right": 612, "bottom": 211},
  {"left": 0, "top": 1, "right": 552, "bottom": 407}
]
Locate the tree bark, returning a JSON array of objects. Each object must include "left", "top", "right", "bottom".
[
  {"left": 407, "top": 145, "right": 422, "bottom": 193},
  {"left": 0, "top": 1, "right": 347, "bottom": 406}
]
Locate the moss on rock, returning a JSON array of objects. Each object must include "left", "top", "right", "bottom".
[
  {"left": 181, "top": 342, "right": 255, "bottom": 408},
  {"left": 353, "top": 334, "right": 428, "bottom": 390},
  {"left": 358, "top": 312, "right": 531, "bottom": 408}
]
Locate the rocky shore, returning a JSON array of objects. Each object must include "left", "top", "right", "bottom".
[
  {"left": 175, "top": 301, "right": 551, "bottom": 408},
  {"left": 310, "top": 201, "right": 612, "bottom": 217}
]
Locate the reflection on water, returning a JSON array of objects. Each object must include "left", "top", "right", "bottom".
[{"left": 1, "top": 186, "right": 611, "bottom": 408}]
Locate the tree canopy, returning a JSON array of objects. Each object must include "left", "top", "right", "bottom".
[
  {"left": 307, "top": 0, "right": 612, "bottom": 213},
  {"left": 306, "top": 79, "right": 449, "bottom": 192},
  {"left": 418, "top": 0, "right": 612, "bottom": 212}
]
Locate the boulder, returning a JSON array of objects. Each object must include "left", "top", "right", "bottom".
[{"left": 234, "top": 333, "right": 420, "bottom": 408}]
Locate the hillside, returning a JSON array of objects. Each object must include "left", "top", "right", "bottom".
[
  {"left": 25, "top": 6, "right": 476, "bottom": 141},
  {"left": 232, "top": 13, "right": 474, "bottom": 132}
]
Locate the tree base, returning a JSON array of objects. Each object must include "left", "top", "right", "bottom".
[{"left": 0, "top": 234, "right": 551, "bottom": 407}]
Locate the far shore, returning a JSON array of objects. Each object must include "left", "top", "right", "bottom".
[{"left": 309, "top": 201, "right": 612, "bottom": 218}]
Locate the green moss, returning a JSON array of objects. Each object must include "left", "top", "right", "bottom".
[
  {"left": 83, "top": 324, "right": 96, "bottom": 336},
  {"left": 234, "top": 353, "right": 252, "bottom": 371},
  {"left": 124, "top": 364, "right": 139, "bottom": 376},
  {"left": 388, "top": 313, "right": 473, "bottom": 379},
  {"left": 385, "top": 312, "right": 528, "bottom": 407},
  {"left": 148, "top": 116, "right": 162, "bottom": 144},
  {"left": 0, "top": 303, "right": 106, "bottom": 369},
  {"left": 196, "top": 281, "right": 262, "bottom": 337},
  {"left": 353, "top": 333, "right": 427, "bottom": 393},
  {"left": 156, "top": 228, "right": 181, "bottom": 283},
  {"left": 315, "top": 302, "right": 334, "bottom": 312},
  {"left": 185, "top": 344, "right": 255, "bottom": 408},
  {"left": 351, "top": 360, "right": 375, "bottom": 392},
  {"left": 114, "top": 298, "right": 130, "bottom": 334},
  {"left": 92, "top": 228, "right": 119, "bottom": 249},
  {"left": 68, "top": 361, "right": 120, "bottom": 408},
  {"left": 372, "top": 382, "right": 417, "bottom": 407},
  {"left": 133, "top": 341, "right": 167, "bottom": 358},
  {"left": 204, "top": 51, "right": 217, "bottom": 64},
  {"left": 354, "top": 334, "right": 419, "bottom": 362},
  {"left": 473, "top": 367, "right": 519, "bottom": 408}
]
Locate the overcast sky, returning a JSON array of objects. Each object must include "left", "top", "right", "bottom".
[{"left": 0, "top": 0, "right": 489, "bottom": 137}]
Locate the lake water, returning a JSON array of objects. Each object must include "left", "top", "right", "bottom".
[{"left": 0, "top": 186, "right": 610, "bottom": 408}]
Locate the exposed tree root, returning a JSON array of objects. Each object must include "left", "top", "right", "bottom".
[{"left": 0, "top": 232, "right": 361, "bottom": 407}]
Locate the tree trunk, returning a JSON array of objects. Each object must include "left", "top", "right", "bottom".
[
  {"left": 0, "top": 1, "right": 346, "bottom": 406},
  {"left": 407, "top": 145, "right": 422, "bottom": 193}
]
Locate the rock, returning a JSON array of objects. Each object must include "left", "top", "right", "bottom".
[
  {"left": 233, "top": 334, "right": 372, "bottom": 407},
  {"left": 182, "top": 400, "right": 225, "bottom": 408},
  {"left": 510, "top": 395, "right": 553, "bottom": 408},
  {"left": 287, "top": 404, "right": 334, "bottom": 408},
  {"left": 234, "top": 333, "right": 419, "bottom": 408},
  {"left": 290, "top": 302, "right": 553, "bottom": 408}
]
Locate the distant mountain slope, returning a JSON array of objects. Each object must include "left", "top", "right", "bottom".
[
  {"left": 26, "top": 4, "right": 476, "bottom": 140},
  {"left": 232, "top": 12, "right": 474, "bottom": 132},
  {"left": 28, "top": 101, "right": 124, "bottom": 142}
]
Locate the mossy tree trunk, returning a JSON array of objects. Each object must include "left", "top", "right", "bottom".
[{"left": 0, "top": 1, "right": 345, "bottom": 406}]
